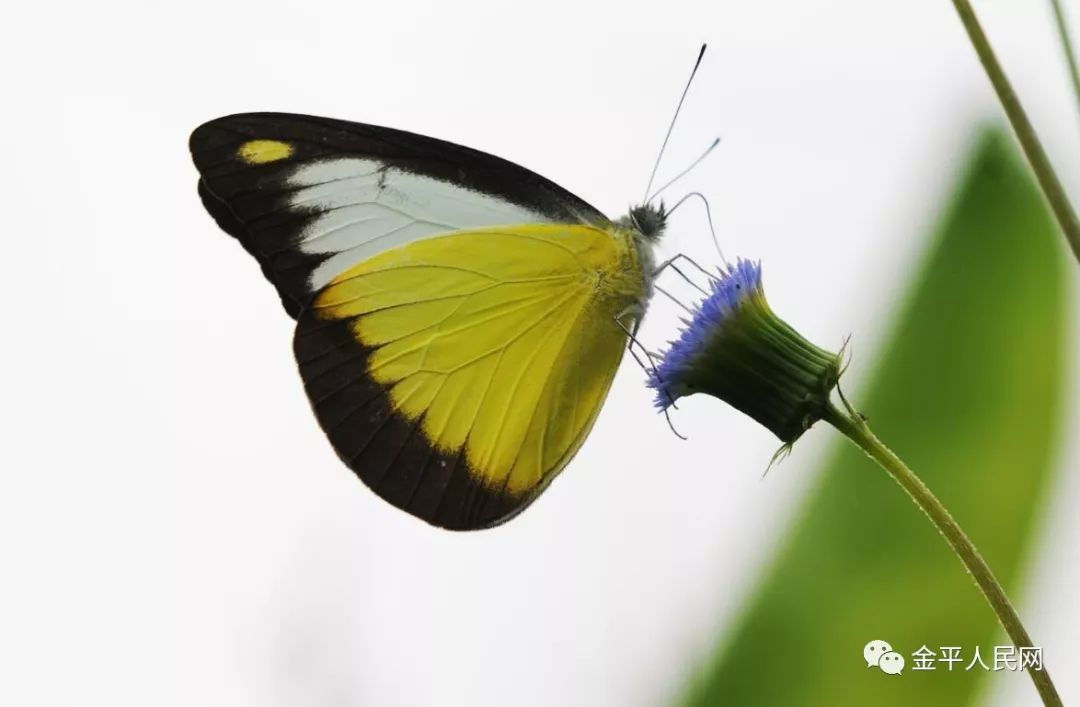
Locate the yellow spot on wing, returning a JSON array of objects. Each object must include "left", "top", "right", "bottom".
[{"left": 237, "top": 139, "right": 294, "bottom": 164}]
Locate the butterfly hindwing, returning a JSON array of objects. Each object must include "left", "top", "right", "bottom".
[
  {"left": 190, "top": 113, "right": 610, "bottom": 317},
  {"left": 293, "top": 224, "right": 643, "bottom": 529}
]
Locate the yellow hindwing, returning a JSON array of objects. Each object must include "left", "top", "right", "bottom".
[{"left": 312, "top": 223, "right": 646, "bottom": 499}]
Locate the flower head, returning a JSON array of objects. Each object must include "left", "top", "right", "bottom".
[{"left": 648, "top": 259, "right": 842, "bottom": 443}]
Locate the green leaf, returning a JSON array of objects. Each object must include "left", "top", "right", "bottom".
[{"left": 681, "top": 129, "right": 1070, "bottom": 706}]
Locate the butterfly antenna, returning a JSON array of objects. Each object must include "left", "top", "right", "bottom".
[
  {"left": 647, "top": 137, "right": 721, "bottom": 203},
  {"left": 667, "top": 191, "right": 729, "bottom": 266},
  {"left": 642, "top": 44, "right": 708, "bottom": 203}
]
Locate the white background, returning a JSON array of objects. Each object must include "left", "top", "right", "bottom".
[{"left": 1, "top": 1, "right": 1078, "bottom": 705}]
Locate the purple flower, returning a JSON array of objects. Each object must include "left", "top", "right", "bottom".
[
  {"left": 648, "top": 259, "right": 842, "bottom": 443},
  {"left": 648, "top": 259, "right": 764, "bottom": 410}
]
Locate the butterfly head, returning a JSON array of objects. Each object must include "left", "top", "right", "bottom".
[{"left": 625, "top": 202, "right": 668, "bottom": 241}]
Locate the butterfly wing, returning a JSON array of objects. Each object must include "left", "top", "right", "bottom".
[
  {"left": 294, "top": 223, "right": 646, "bottom": 529},
  {"left": 191, "top": 114, "right": 646, "bottom": 528},
  {"left": 190, "top": 112, "right": 609, "bottom": 317}
]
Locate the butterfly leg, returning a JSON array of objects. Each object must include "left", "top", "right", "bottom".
[
  {"left": 614, "top": 308, "right": 687, "bottom": 440},
  {"left": 614, "top": 306, "right": 656, "bottom": 370},
  {"left": 651, "top": 253, "right": 718, "bottom": 317},
  {"left": 653, "top": 253, "right": 717, "bottom": 294}
]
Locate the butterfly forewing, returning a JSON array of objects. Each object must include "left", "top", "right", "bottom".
[{"left": 190, "top": 112, "right": 609, "bottom": 316}]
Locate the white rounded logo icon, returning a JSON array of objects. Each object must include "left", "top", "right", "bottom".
[
  {"left": 879, "top": 651, "right": 905, "bottom": 675},
  {"left": 863, "top": 639, "right": 894, "bottom": 668}
]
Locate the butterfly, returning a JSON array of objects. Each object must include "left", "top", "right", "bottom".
[{"left": 189, "top": 53, "right": 709, "bottom": 530}]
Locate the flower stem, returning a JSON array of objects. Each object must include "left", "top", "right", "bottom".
[
  {"left": 949, "top": 0, "right": 1080, "bottom": 263},
  {"left": 823, "top": 400, "right": 1062, "bottom": 707},
  {"left": 1049, "top": 0, "right": 1080, "bottom": 118}
]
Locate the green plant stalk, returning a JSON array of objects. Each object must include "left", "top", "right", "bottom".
[
  {"left": 823, "top": 401, "right": 1062, "bottom": 707},
  {"left": 949, "top": 0, "right": 1080, "bottom": 263},
  {"left": 1050, "top": 0, "right": 1080, "bottom": 117}
]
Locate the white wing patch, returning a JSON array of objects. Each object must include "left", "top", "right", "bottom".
[{"left": 287, "top": 158, "right": 555, "bottom": 289}]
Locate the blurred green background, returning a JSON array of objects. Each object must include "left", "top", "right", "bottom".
[{"left": 681, "top": 129, "right": 1070, "bottom": 706}]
